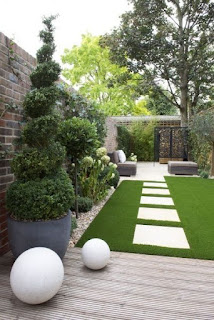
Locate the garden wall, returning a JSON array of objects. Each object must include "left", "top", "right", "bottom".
[
  {"left": 0, "top": 32, "right": 36, "bottom": 255},
  {"left": 104, "top": 115, "right": 181, "bottom": 153}
]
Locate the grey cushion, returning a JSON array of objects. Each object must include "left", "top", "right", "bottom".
[
  {"left": 113, "top": 151, "right": 120, "bottom": 164},
  {"left": 168, "top": 161, "right": 198, "bottom": 167}
]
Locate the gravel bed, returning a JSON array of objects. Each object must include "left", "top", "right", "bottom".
[{"left": 69, "top": 187, "right": 115, "bottom": 248}]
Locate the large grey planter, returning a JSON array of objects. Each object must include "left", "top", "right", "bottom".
[{"left": 7, "top": 210, "right": 71, "bottom": 260}]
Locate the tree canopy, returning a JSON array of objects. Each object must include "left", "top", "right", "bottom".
[
  {"left": 101, "top": 0, "right": 214, "bottom": 125},
  {"left": 61, "top": 34, "right": 142, "bottom": 116}
]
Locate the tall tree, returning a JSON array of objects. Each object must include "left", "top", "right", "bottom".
[
  {"left": 146, "top": 89, "right": 178, "bottom": 115},
  {"left": 61, "top": 34, "right": 141, "bottom": 116},
  {"left": 101, "top": 0, "right": 214, "bottom": 125}
]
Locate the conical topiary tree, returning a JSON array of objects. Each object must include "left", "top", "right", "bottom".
[{"left": 6, "top": 16, "right": 74, "bottom": 221}]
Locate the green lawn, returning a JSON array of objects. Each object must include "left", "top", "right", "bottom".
[{"left": 76, "top": 178, "right": 214, "bottom": 260}]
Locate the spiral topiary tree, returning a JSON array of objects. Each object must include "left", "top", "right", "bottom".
[{"left": 6, "top": 16, "right": 74, "bottom": 222}]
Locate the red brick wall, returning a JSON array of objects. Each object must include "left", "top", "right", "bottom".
[{"left": 0, "top": 32, "right": 36, "bottom": 255}]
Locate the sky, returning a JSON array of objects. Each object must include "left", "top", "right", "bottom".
[{"left": 0, "top": 0, "right": 131, "bottom": 63}]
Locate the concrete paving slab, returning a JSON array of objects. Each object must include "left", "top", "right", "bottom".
[
  {"left": 138, "top": 207, "right": 180, "bottom": 222},
  {"left": 140, "top": 196, "right": 174, "bottom": 206},
  {"left": 142, "top": 188, "right": 170, "bottom": 195},
  {"left": 133, "top": 225, "right": 190, "bottom": 249},
  {"left": 144, "top": 182, "right": 168, "bottom": 188}
]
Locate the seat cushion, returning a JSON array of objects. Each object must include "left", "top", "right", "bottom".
[
  {"left": 112, "top": 151, "right": 120, "bottom": 164},
  {"left": 117, "top": 161, "right": 137, "bottom": 168},
  {"left": 168, "top": 161, "right": 198, "bottom": 167}
]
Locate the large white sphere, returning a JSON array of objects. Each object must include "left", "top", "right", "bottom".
[
  {"left": 10, "top": 247, "right": 64, "bottom": 304},
  {"left": 82, "top": 238, "right": 110, "bottom": 270}
]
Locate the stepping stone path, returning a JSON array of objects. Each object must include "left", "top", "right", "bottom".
[
  {"left": 141, "top": 196, "right": 174, "bottom": 206},
  {"left": 142, "top": 188, "right": 170, "bottom": 195},
  {"left": 133, "top": 225, "right": 190, "bottom": 249},
  {"left": 144, "top": 182, "right": 168, "bottom": 188},
  {"left": 133, "top": 180, "right": 190, "bottom": 249},
  {"left": 138, "top": 207, "right": 180, "bottom": 222}
]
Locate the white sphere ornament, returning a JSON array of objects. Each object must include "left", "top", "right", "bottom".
[
  {"left": 82, "top": 238, "right": 110, "bottom": 270},
  {"left": 10, "top": 247, "right": 64, "bottom": 304}
]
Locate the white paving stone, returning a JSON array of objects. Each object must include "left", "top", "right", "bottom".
[
  {"left": 142, "top": 188, "right": 170, "bottom": 195},
  {"left": 140, "top": 196, "right": 174, "bottom": 206},
  {"left": 133, "top": 225, "right": 190, "bottom": 249},
  {"left": 144, "top": 182, "right": 168, "bottom": 188},
  {"left": 138, "top": 207, "right": 180, "bottom": 222}
]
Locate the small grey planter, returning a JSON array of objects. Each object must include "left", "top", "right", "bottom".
[{"left": 7, "top": 210, "right": 71, "bottom": 260}]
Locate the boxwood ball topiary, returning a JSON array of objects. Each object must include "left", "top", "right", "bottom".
[
  {"left": 10, "top": 247, "right": 64, "bottom": 304},
  {"left": 6, "top": 169, "right": 74, "bottom": 221},
  {"left": 70, "top": 197, "right": 93, "bottom": 213}
]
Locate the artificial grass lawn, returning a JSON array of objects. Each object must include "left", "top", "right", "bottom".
[{"left": 77, "top": 178, "right": 214, "bottom": 260}]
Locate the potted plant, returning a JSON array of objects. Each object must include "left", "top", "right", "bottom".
[{"left": 6, "top": 16, "right": 74, "bottom": 259}]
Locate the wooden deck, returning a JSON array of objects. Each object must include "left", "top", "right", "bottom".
[{"left": 1, "top": 247, "right": 214, "bottom": 319}]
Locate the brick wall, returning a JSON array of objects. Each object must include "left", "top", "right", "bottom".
[{"left": 0, "top": 32, "right": 36, "bottom": 255}]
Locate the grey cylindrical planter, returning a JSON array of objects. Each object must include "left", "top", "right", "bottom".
[{"left": 7, "top": 210, "right": 71, "bottom": 260}]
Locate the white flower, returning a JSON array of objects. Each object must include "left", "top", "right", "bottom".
[
  {"left": 101, "top": 155, "right": 110, "bottom": 164},
  {"left": 82, "top": 156, "right": 93, "bottom": 167},
  {"left": 96, "top": 147, "right": 107, "bottom": 157},
  {"left": 111, "top": 173, "right": 115, "bottom": 179}
]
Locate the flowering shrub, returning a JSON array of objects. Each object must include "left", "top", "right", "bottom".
[
  {"left": 127, "top": 153, "right": 137, "bottom": 161},
  {"left": 79, "top": 147, "right": 116, "bottom": 202}
]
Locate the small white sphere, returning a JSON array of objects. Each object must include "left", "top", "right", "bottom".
[
  {"left": 82, "top": 238, "right": 110, "bottom": 270},
  {"left": 10, "top": 247, "right": 64, "bottom": 304}
]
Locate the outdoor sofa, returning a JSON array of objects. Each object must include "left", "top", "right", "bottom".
[{"left": 108, "top": 150, "right": 137, "bottom": 176}]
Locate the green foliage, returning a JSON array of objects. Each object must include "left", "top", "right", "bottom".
[
  {"left": 37, "top": 44, "right": 55, "bottom": 63},
  {"left": 146, "top": 90, "right": 177, "bottom": 115},
  {"left": 189, "top": 109, "right": 214, "bottom": 172},
  {"left": 189, "top": 131, "right": 211, "bottom": 171},
  {"left": 62, "top": 33, "right": 141, "bottom": 116},
  {"left": 190, "top": 109, "right": 214, "bottom": 143},
  {"left": 6, "top": 169, "right": 74, "bottom": 221},
  {"left": 102, "top": 0, "right": 214, "bottom": 123},
  {"left": 30, "top": 61, "right": 61, "bottom": 89},
  {"left": 99, "top": 166, "right": 120, "bottom": 189},
  {"left": 11, "top": 142, "right": 66, "bottom": 181},
  {"left": 70, "top": 196, "right": 93, "bottom": 213},
  {"left": 23, "top": 86, "right": 60, "bottom": 118},
  {"left": 132, "top": 100, "right": 151, "bottom": 116},
  {"left": 117, "top": 126, "right": 133, "bottom": 157},
  {"left": 6, "top": 16, "right": 73, "bottom": 221},
  {"left": 22, "top": 114, "right": 61, "bottom": 147},
  {"left": 130, "top": 121, "right": 156, "bottom": 161},
  {"left": 59, "top": 89, "right": 106, "bottom": 144},
  {"left": 127, "top": 153, "right": 137, "bottom": 162},
  {"left": 79, "top": 148, "right": 116, "bottom": 202},
  {"left": 117, "top": 121, "right": 156, "bottom": 161},
  {"left": 198, "top": 169, "right": 209, "bottom": 179},
  {"left": 58, "top": 117, "right": 98, "bottom": 161}
]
